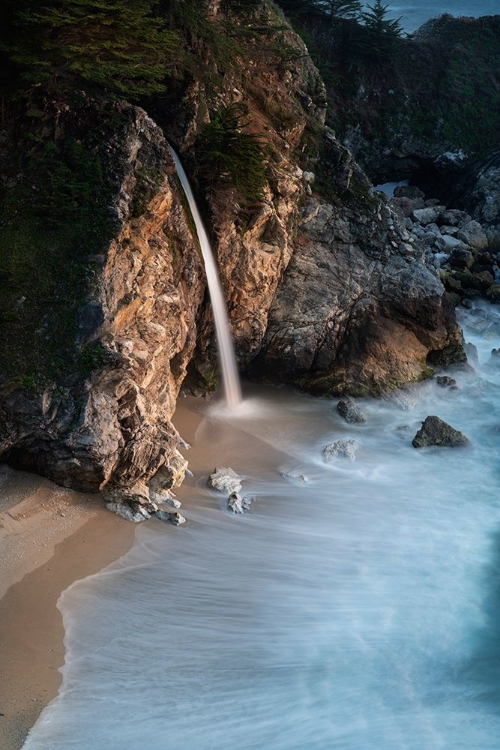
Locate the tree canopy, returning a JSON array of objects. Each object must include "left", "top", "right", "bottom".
[{"left": 1, "top": 0, "right": 179, "bottom": 98}]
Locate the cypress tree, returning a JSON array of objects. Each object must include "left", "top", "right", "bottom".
[
  {"left": 360, "top": 0, "right": 403, "bottom": 59},
  {"left": 2, "top": 0, "right": 179, "bottom": 98}
]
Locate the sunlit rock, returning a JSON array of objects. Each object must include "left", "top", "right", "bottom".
[{"left": 207, "top": 467, "right": 243, "bottom": 494}]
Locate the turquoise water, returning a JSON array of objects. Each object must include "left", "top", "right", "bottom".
[
  {"left": 364, "top": 0, "right": 499, "bottom": 31},
  {"left": 23, "top": 304, "right": 500, "bottom": 749}
]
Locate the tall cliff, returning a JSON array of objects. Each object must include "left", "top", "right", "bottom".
[{"left": 0, "top": 0, "right": 464, "bottom": 505}]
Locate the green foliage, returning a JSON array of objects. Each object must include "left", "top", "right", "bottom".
[
  {"left": 0, "top": 134, "right": 114, "bottom": 385},
  {"left": 315, "top": 1, "right": 362, "bottom": 20},
  {"left": 197, "top": 103, "right": 268, "bottom": 205},
  {"left": 2, "top": 0, "right": 179, "bottom": 98},
  {"left": 76, "top": 342, "right": 111, "bottom": 377},
  {"left": 359, "top": 0, "right": 403, "bottom": 59}
]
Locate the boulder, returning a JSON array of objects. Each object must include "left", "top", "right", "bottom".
[
  {"left": 436, "top": 376, "right": 457, "bottom": 387},
  {"left": 439, "top": 209, "right": 471, "bottom": 227},
  {"left": 456, "top": 220, "right": 488, "bottom": 250},
  {"left": 207, "top": 466, "right": 243, "bottom": 494},
  {"left": 106, "top": 502, "right": 147, "bottom": 523},
  {"left": 227, "top": 492, "right": 253, "bottom": 514},
  {"left": 337, "top": 398, "right": 367, "bottom": 424},
  {"left": 156, "top": 508, "right": 186, "bottom": 526},
  {"left": 487, "top": 284, "right": 500, "bottom": 302},
  {"left": 412, "top": 207, "right": 443, "bottom": 225},
  {"left": 323, "top": 439, "right": 360, "bottom": 462},
  {"left": 449, "top": 247, "right": 474, "bottom": 269},
  {"left": 412, "top": 416, "right": 469, "bottom": 448},
  {"left": 465, "top": 342, "right": 479, "bottom": 364}
]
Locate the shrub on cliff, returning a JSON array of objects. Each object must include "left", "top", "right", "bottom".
[{"left": 197, "top": 103, "right": 267, "bottom": 205}]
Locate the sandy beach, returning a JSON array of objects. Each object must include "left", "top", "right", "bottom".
[{"left": 0, "top": 465, "right": 136, "bottom": 750}]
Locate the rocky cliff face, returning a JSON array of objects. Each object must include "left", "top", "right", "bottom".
[
  {"left": 0, "top": 105, "right": 204, "bottom": 502},
  {"left": 0, "top": 2, "right": 465, "bottom": 505}
]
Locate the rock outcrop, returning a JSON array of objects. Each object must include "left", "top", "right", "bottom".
[
  {"left": 0, "top": 103, "right": 206, "bottom": 503},
  {"left": 249, "top": 165, "right": 464, "bottom": 395},
  {"left": 412, "top": 416, "right": 469, "bottom": 448}
]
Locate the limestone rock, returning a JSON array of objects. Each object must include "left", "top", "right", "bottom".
[
  {"left": 227, "top": 492, "right": 253, "bottom": 514},
  {"left": 323, "top": 439, "right": 360, "bottom": 462},
  {"left": 156, "top": 508, "right": 186, "bottom": 526},
  {"left": 106, "top": 502, "right": 147, "bottom": 523},
  {"left": 337, "top": 398, "right": 367, "bottom": 424},
  {"left": 412, "top": 416, "right": 469, "bottom": 448},
  {"left": 207, "top": 467, "right": 243, "bottom": 494}
]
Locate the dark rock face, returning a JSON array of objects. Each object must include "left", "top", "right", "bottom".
[
  {"left": 436, "top": 376, "right": 457, "bottom": 387},
  {"left": 412, "top": 416, "right": 469, "bottom": 448},
  {"left": 337, "top": 398, "right": 366, "bottom": 424},
  {"left": 250, "top": 185, "right": 464, "bottom": 395}
]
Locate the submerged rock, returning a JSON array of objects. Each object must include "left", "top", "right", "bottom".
[
  {"left": 436, "top": 376, "right": 457, "bottom": 387},
  {"left": 207, "top": 467, "right": 243, "bottom": 494},
  {"left": 280, "top": 470, "right": 309, "bottom": 484},
  {"left": 337, "top": 398, "right": 367, "bottom": 424},
  {"left": 227, "top": 492, "right": 253, "bottom": 514},
  {"left": 155, "top": 508, "right": 186, "bottom": 526},
  {"left": 412, "top": 416, "right": 469, "bottom": 448},
  {"left": 323, "top": 439, "right": 360, "bottom": 462}
]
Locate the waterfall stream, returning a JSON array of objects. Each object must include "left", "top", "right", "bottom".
[{"left": 169, "top": 146, "right": 242, "bottom": 408}]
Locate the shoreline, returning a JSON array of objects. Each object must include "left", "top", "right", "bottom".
[{"left": 0, "top": 466, "right": 136, "bottom": 750}]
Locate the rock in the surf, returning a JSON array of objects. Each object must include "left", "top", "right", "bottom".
[
  {"left": 337, "top": 398, "right": 367, "bottom": 424},
  {"left": 208, "top": 467, "right": 243, "bottom": 494},
  {"left": 155, "top": 508, "right": 186, "bottom": 525},
  {"left": 323, "top": 439, "right": 360, "bottom": 462},
  {"left": 412, "top": 416, "right": 469, "bottom": 448},
  {"left": 436, "top": 376, "right": 457, "bottom": 387},
  {"left": 227, "top": 492, "right": 253, "bottom": 514}
]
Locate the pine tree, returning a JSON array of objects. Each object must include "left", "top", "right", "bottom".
[
  {"left": 315, "top": 1, "right": 362, "bottom": 21},
  {"left": 360, "top": 0, "right": 403, "bottom": 59},
  {"left": 2, "top": 0, "right": 179, "bottom": 98},
  {"left": 197, "top": 103, "right": 267, "bottom": 204}
]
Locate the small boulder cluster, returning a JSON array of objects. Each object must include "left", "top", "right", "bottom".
[
  {"left": 207, "top": 466, "right": 253, "bottom": 514},
  {"left": 389, "top": 186, "right": 499, "bottom": 304}
]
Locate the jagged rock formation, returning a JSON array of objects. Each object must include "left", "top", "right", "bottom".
[
  {"left": 0, "top": 104, "right": 205, "bottom": 502},
  {"left": 0, "top": 0, "right": 466, "bottom": 503}
]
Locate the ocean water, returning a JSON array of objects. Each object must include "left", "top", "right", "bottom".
[
  {"left": 363, "top": 0, "right": 499, "bottom": 32},
  {"left": 22, "top": 302, "right": 500, "bottom": 749}
]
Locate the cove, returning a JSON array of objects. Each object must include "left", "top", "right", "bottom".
[{"left": 22, "top": 303, "right": 500, "bottom": 749}]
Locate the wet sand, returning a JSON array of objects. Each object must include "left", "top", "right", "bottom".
[{"left": 0, "top": 465, "right": 136, "bottom": 749}]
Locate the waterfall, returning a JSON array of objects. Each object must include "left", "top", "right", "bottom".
[{"left": 168, "top": 146, "right": 242, "bottom": 408}]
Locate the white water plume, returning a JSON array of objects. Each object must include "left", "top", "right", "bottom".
[{"left": 169, "top": 146, "right": 242, "bottom": 408}]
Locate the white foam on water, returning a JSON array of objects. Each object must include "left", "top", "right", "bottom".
[{"left": 23, "top": 302, "right": 500, "bottom": 750}]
